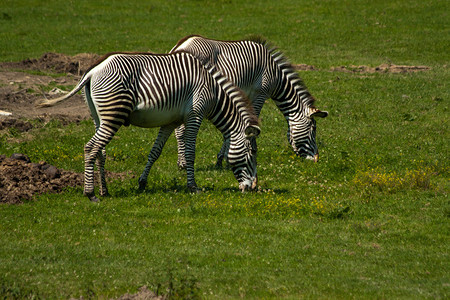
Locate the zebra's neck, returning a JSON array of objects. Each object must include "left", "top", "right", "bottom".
[
  {"left": 270, "top": 56, "right": 315, "bottom": 120},
  {"left": 207, "top": 76, "right": 257, "bottom": 138}
]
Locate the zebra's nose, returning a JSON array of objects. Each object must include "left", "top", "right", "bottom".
[
  {"left": 251, "top": 175, "right": 258, "bottom": 190},
  {"left": 314, "top": 154, "right": 319, "bottom": 162},
  {"left": 239, "top": 183, "right": 249, "bottom": 192},
  {"left": 239, "top": 178, "right": 257, "bottom": 192}
]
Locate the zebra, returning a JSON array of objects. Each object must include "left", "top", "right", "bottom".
[
  {"left": 169, "top": 35, "right": 328, "bottom": 169},
  {"left": 37, "top": 51, "right": 260, "bottom": 202}
]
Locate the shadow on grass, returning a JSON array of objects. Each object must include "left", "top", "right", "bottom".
[
  {"left": 113, "top": 177, "right": 219, "bottom": 196},
  {"left": 193, "top": 163, "right": 231, "bottom": 172},
  {"left": 221, "top": 187, "right": 290, "bottom": 194}
]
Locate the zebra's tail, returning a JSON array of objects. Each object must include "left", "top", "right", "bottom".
[{"left": 35, "top": 70, "right": 93, "bottom": 108}]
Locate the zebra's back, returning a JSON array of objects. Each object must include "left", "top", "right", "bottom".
[{"left": 88, "top": 52, "right": 211, "bottom": 128}]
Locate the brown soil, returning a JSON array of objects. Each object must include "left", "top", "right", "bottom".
[
  {"left": 293, "top": 63, "right": 431, "bottom": 73},
  {"left": 330, "top": 63, "right": 431, "bottom": 73},
  {"left": 0, "top": 52, "right": 100, "bottom": 120},
  {"left": 0, "top": 153, "right": 133, "bottom": 204},
  {"left": 0, "top": 153, "right": 83, "bottom": 204}
]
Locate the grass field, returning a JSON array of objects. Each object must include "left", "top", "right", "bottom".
[{"left": 1, "top": 0, "right": 449, "bottom": 298}]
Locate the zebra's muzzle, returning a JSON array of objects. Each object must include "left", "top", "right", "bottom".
[
  {"left": 239, "top": 176, "right": 258, "bottom": 192},
  {"left": 305, "top": 154, "right": 319, "bottom": 162}
]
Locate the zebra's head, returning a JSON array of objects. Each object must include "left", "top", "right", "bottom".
[
  {"left": 288, "top": 107, "right": 328, "bottom": 162},
  {"left": 228, "top": 124, "right": 260, "bottom": 192}
]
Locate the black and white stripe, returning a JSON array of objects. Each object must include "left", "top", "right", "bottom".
[
  {"left": 38, "top": 51, "right": 260, "bottom": 201},
  {"left": 170, "top": 35, "right": 328, "bottom": 166}
]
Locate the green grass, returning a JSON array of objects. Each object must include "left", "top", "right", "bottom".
[
  {"left": 1, "top": 0, "right": 449, "bottom": 67},
  {"left": 0, "top": 0, "right": 449, "bottom": 299}
]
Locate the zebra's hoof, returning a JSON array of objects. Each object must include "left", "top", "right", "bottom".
[
  {"left": 85, "top": 193, "right": 100, "bottom": 203},
  {"left": 188, "top": 185, "right": 200, "bottom": 193},
  {"left": 90, "top": 196, "right": 101, "bottom": 203},
  {"left": 88, "top": 195, "right": 100, "bottom": 203},
  {"left": 138, "top": 180, "right": 147, "bottom": 190}
]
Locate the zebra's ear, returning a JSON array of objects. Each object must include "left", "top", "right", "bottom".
[
  {"left": 310, "top": 109, "right": 328, "bottom": 118},
  {"left": 245, "top": 125, "right": 261, "bottom": 139}
]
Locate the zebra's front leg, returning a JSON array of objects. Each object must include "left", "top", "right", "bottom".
[
  {"left": 96, "top": 147, "right": 109, "bottom": 197},
  {"left": 175, "top": 124, "right": 187, "bottom": 170},
  {"left": 138, "top": 125, "right": 177, "bottom": 190}
]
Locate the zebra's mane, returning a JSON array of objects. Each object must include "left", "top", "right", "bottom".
[
  {"left": 207, "top": 64, "right": 259, "bottom": 126},
  {"left": 171, "top": 35, "right": 203, "bottom": 52},
  {"left": 246, "top": 36, "right": 316, "bottom": 109},
  {"left": 174, "top": 35, "right": 316, "bottom": 109}
]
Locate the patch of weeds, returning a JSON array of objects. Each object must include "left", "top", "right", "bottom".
[
  {"left": 351, "top": 220, "right": 385, "bottom": 235},
  {"left": 352, "top": 166, "right": 436, "bottom": 193},
  {"left": 37, "top": 82, "right": 72, "bottom": 93},
  {"left": 9, "top": 69, "right": 67, "bottom": 78},
  {"left": 167, "top": 271, "right": 201, "bottom": 300},
  {"left": 27, "top": 70, "right": 66, "bottom": 78},
  {"left": 0, "top": 279, "right": 41, "bottom": 299},
  {"left": 323, "top": 205, "right": 351, "bottom": 220},
  {"left": 402, "top": 113, "right": 416, "bottom": 122},
  {"left": 7, "top": 127, "right": 21, "bottom": 138},
  {"left": 83, "top": 284, "right": 96, "bottom": 300},
  {"left": 0, "top": 12, "right": 12, "bottom": 21},
  {"left": 156, "top": 266, "right": 201, "bottom": 300},
  {"left": 108, "top": 146, "right": 130, "bottom": 162},
  {"left": 41, "top": 118, "right": 64, "bottom": 129}
]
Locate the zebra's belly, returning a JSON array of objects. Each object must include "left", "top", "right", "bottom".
[{"left": 129, "top": 107, "right": 183, "bottom": 128}]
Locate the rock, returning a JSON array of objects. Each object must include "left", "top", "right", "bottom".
[{"left": 10, "top": 153, "right": 31, "bottom": 163}]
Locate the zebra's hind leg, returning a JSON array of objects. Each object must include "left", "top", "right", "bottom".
[
  {"left": 175, "top": 124, "right": 187, "bottom": 170},
  {"left": 84, "top": 124, "right": 118, "bottom": 202},
  {"left": 138, "top": 125, "right": 177, "bottom": 190},
  {"left": 184, "top": 118, "right": 203, "bottom": 193},
  {"left": 96, "top": 147, "right": 109, "bottom": 197}
]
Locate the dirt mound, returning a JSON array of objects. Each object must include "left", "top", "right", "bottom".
[
  {"left": 293, "top": 64, "right": 318, "bottom": 71},
  {"left": 0, "top": 117, "right": 33, "bottom": 132},
  {"left": 0, "top": 52, "right": 101, "bottom": 76},
  {"left": 116, "top": 286, "right": 164, "bottom": 300},
  {"left": 292, "top": 63, "right": 431, "bottom": 73},
  {"left": 0, "top": 153, "right": 136, "bottom": 204},
  {"left": 0, "top": 153, "right": 83, "bottom": 204},
  {"left": 331, "top": 63, "right": 431, "bottom": 73}
]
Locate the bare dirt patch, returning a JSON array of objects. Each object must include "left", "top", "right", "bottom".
[
  {"left": 1, "top": 52, "right": 100, "bottom": 76},
  {"left": 0, "top": 52, "right": 100, "bottom": 120},
  {"left": 293, "top": 63, "right": 431, "bottom": 73},
  {"left": 330, "top": 63, "right": 431, "bottom": 74}
]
